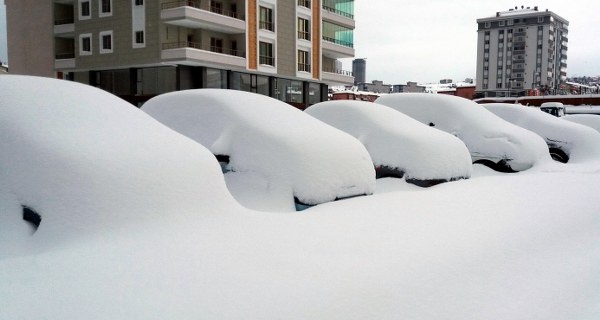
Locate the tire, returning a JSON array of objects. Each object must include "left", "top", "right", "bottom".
[{"left": 549, "top": 148, "right": 569, "bottom": 163}]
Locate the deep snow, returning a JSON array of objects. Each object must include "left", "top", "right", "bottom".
[{"left": 1, "top": 76, "right": 599, "bottom": 319}]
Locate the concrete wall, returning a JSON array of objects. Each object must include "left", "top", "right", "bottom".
[
  {"left": 276, "top": 0, "right": 295, "bottom": 77},
  {"left": 6, "top": 0, "right": 55, "bottom": 76}
]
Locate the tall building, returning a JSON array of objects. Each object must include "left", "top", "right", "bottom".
[
  {"left": 476, "top": 6, "right": 568, "bottom": 97},
  {"left": 6, "top": 0, "right": 356, "bottom": 108},
  {"left": 352, "top": 58, "right": 365, "bottom": 85}
]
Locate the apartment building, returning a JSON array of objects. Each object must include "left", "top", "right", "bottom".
[
  {"left": 6, "top": 0, "right": 356, "bottom": 108},
  {"left": 475, "top": 6, "right": 568, "bottom": 97}
]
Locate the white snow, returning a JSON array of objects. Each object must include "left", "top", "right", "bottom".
[
  {"left": 375, "top": 93, "right": 551, "bottom": 171},
  {"left": 484, "top": 103, "right": 600, "bottom": 163},
  {"left": 142, "top": 89, "right": 375, "bottom": 210},
  {"left": 0, "top": 75, "right": 236, "bottom": 257},
  {"left": 1, "top": 76, "right": 599, "bottom": 320},
  {"left": 562, "top": 114, "right": 600, "bottom": 133},
  {"left": 305, "top": 100, "right": 472, "bottom": 184}
]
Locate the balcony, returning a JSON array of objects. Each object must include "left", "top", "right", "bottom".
[
  {"left": 322, "top": 67, "right": 353, "bottom": 85},
  {"left": 322, "top": 37, "right": 354, "bottom": 59},
  {"left": 55, "top": 53, "right": 75, "bottom": 69},
  {"left": 54, "top": 17, "right": 75, "bottom": 36},
  {"left": 161, "top": 41, "right": 246, "bottom": 68},
  {"left": 161, "top": 0, "right": 245, "bottom": 34},
  {"left": 322, "top": 5, "right": 355, "bottom": 29}
]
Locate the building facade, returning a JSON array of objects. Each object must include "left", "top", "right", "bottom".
[
  {"left": 6, "top": 0, "right": 356, "bottom": 108},
  {"left": 352, "top": 58, "right": 365, "bottom": 85},
  {"left": 475, "top": 6, "right": 568, "bottom": 97}
]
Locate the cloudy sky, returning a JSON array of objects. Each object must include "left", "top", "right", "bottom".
[
  {"left": 347, "top": 0, "right": 600, "bottom": 84},
  {"left": 1, "top": 1, "right": 598, "bottom": 82}
]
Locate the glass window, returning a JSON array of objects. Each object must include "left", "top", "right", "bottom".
[
  {"left": 309, "top": 82, "right": 321, "bottom": 105},
  {"left": 259, "top": 42, "right": 274, "bottom": 66},
  {"left": 322, "top": 21, "right": 353, "bottom": 48},
  {"left": 99, "top": 31, "right": 113, "bottom": 54},
  {"left": 100, "top": 0, "right": 112, "bottom": 16},
  {"left": 298, "top": 50, "right": 310, "bottom": 72},
  {"left": 298, "top": 18, "right": 310, "bottom": 40},
  {"left": 80, "top": 1, "right": 90, "bottom": 18},
  {"left": 259, "top": 6, "right": 274, "bottom": 31},
  {"left": 135, "top": 31, "right": 144, "bottom": 44},
  {"left": 135, "top": 0, "right": 143, "bottom": 5},
  {"left": 322, "top": 0, "right": 353, "bottom": 18},
  {"left": 79, "top": 33, "right": 92, "bottom": 55},
  {"left": 206, "top": 68, "right": 227, "bottom": 89}
]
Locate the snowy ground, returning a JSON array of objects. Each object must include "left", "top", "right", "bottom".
[{"left": 1, "top": 76, "right": 599, "bottom": 319}]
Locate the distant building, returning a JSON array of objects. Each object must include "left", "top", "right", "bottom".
[
  {"left": 5, "top": 0, "right": 357, "bottom": 108},
  {"left": 392, "top": 81, "right": 425, "bottom": 93},
  {"left": 352, "top": 58, "right": 366, "bottom": 85},
  {"left": 357, "top": 80, "right": 390, "bottom": 94},
  {"left": 425, "top": 81, "right": 476, "bottom": 100},
  {"left": 476, "top": 6, "right": 568, "bottom": 98}
]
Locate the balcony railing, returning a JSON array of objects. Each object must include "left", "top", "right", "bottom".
[
  {"left": 322, "top": 5, "right": 353, "bottom": 19},
  {"left": 54, "top": 17, "right": 75, "bottom": 25},
  {"left": 161, "top": 0, "right": 244, "bottom": 20},
  {"left": 162, "top": 41, "right": 246, "bottom": 58},
  {"left": 323, "top": 67, "right": 352, "bottom": 76},
  {"left": 259, "top": 56, "right": 274, "bottom": 66},
  {"left": 298, "top": 63, "right": 311, "bottom": 72},
  {"left": 298, "top": 31, "right": 310, "bottom": 40},
  {"left": 259, "top": 21, "right": 274, "bottom": 31},
  {"left": 55, "top": 53, "right": 75, "bottom": 59},
  {"left": 323, "top": 36, "right": 353, "bottom": 48}
]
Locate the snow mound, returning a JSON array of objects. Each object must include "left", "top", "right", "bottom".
[
  {"left": 484, "top": 103, "right": 600, "bottom": 163},
  {"left": 305, "top": 100, "right": 472, "bottom": 185},
  {"left": 562, "top": 114, "right": 600, "bottom": 133},
  {"left": 375, "top": 93, "right": 551, "bottom": 172},
  {"left": 0, "top": 75, "right": 235, "bottom": 256},
  {"left": 142, "top": 89, "right": 375, "bottom": 208}
]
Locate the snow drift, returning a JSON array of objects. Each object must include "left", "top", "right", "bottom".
[
  {"left": 375, "top": 93, "right": 551, "bottom": 172},
  {"left": 562, "top": 113, "right": 600, "bottom": 133},
  {"left": 142, "top": 89, "right": 375, "bottom": 210},
  {"left": 484, "top": 103, "right": 600, "bottom": 163},
  {"left": 305, "top": 100, "right": 472, "bottom": 186}
]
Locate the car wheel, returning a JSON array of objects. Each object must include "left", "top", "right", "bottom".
[{"left": 549, "top": 148, "right": 569, "bottom": 163}]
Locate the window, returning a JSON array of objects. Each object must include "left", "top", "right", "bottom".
[
  {"left": 135, "top": 0, "right": 143, "bottom": 5},
  {"left": 298, "top": 50, "right": 310, "bottom": 72},
  {"left": 298, "top": 18, "right": 310, "bottom": 40},
  {"left": 259, "top": 42, "right": 274, "bottom": 66},
  {"left": 79, "top": 33, "right": 92, "bottom": 55},
  {"left": 79, "top": 0, "right": 90, "bottom": 20},
  {"left": 259, "top": 6, "right": 274, "bottom": 31},
  {"left": 484, "top": 22, "right": 490, "bottom": 28},
  {"left": 99, "top": 31, "right": 113, "bottom": 54},
  {"left": 211, "top": 37, "right": 223, "bottom": 53},
  {"left": 298, "top": 0, "right": 311, "bottom": 8},
  {"left": 538, "top": 16, "right": 544, "bottom": 23},
  {"left": 499, "top": 20, "right": 505, "bottom": 27},
  {"left": 507, "top": 19, "right": 514, "bottom": 26},
  {"left": 134, "top": 31, "right": 145, "bottom": 46},
  {"left": 100, "top": 0, "right": 112, "bottom": 17}
]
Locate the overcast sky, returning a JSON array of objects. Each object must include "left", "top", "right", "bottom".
[
  {"left": 1, "top": 1, "right": 598, "bottom": 81},
  {"left": 346, "top": 0, "right": 600, "bottom": 84}
]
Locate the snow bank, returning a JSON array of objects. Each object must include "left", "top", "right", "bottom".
[
  {"left": 1, "top": 169, "right": 598, "bottom": 319},
  {"left": 375, "top": 93, "right": 550, "bottom": 171},
  {"left": 142, "top": 89, "right": 375, "bottom": 209},
  {"left": 305, "top": 100, "right": 472, "bottom": 185},
  {"left": 562, "top": 114, "right": 600, "bottom": 133},
  {"left": 484, "top": 103, "right": 600, "bottom": 163},
  {"left": 0, "top": 75, "right": 235, "bottom": 256}
]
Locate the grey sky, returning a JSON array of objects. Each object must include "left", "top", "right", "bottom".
[
  {"left": 344, "top": 0, "right": 600, "bottom": 84},
  {"left": 0, "top": 1, "right": 598, "bottom": 81}
]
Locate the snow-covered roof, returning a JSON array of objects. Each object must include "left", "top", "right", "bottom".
[
  {"left": 142, "top": 89, "right": 375, "bottom": 208},
  {"left": 305, "top": 100, "right": 472, "bottom": 185},
  {"left": 375, "top": 93, "right": 551, "bottom": 171}
]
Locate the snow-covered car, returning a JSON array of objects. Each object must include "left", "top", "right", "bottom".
[
  {"left": 142, "top": 89, "right": 375, "bottom": 211},
  {"left": 0, "top": 75, "right": 236, "bottom": 257},
  {"left": 375, "top": 93, "right": 550, "bottom": 172},
  {"left": 484, "top": 103, "right": 600, "bottom": 163},
  {"left": 561, "top": 114, "right": 600, "bottom": 133},
  {"left": 305, "top": 100, "right": 472, "bottom": 187}
]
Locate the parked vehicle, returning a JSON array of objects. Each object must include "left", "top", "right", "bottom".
[
  {"left": 143, "top": 89, "right": 376, "bottom": 211},
  {"left": 305, "top": 100, "right": 472, "bottom": 187},
  {"left": 375, "top": 93, "right": 550, "bottom": 172},
  {"left": 484, "top": 103, "right": 600, "bottom": 163}
]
